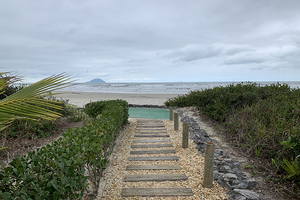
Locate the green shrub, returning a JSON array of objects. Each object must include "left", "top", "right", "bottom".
[
  {"left": 165, "top": 82, "right": 300, "bottom": 182},
  {"left": 64, "top": 104, "right": 90, "bottom": 122},
  {"left": 0, "top": 137, "right": 87, "bottom": 199},
  {"left": 0, "top": 99, "right": 129, "bottom": 199},
  {"left": 84, "top": 101, "right": 107, "bottom": 118},
  {"left": 4, "top": 119, "right": 60, "bottom": 139},
  {"left": 0, "top": 84, "right": 27, "bottom": 100},
  {"left": 0, "top": 97, "right": 90, "bottom": 140}
]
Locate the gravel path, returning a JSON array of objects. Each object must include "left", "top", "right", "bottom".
[{"left": 99, "top": 118, "right": 227, "bottom": 199}]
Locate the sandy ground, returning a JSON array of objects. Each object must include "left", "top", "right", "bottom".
[{"left": 53, "top": 92, "right": 180, "bottom": 107}]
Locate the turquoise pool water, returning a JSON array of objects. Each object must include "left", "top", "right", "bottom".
[{"left": 129, "top": 107, "right": 169, "bottom": 119}]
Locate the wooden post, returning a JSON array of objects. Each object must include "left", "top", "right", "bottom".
[
  {"left": 174, "top": 113, "right": 179, "bottom": 131},
  {"left": 203, "top": 142, "right": 215, "bottom": 188},
  {"left": 182, "top": 122, "right": 189, "bottom": 148},
  {"left": 169, "top": 107, "right": 173, "bottom": 121}
]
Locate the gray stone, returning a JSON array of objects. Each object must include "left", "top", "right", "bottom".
[
  {"left": 213, "top": 171, "right": 224, "bottom": 181},
  {"left": 233, "top": 189, "right": 260, "bottom": 200},
  {"left": 224, "top": 154, "right": 230, "bottom": 158},
  {"left": 226, "top": 182, "right": 233, "bottom": 189},
  {"left": 245, "top": 178, "right": 256, "bottom": 188},
  {"left": 215, "top": 148, "right": 223, "bottom": 155},
  {"left": 232, "top": 180, "right": 241, "bottom": 185},
  {"left": 214, "top": 160, "right": 221, "bottom": 165},
  {"left": 232, "top": 168, "right": 244, "bottom": 176},
  {"left": 219, "top": 165, "right": 231, "bottom": 173},
  {"left": 233, "top": 162, "right": 241, "bottom": 168},
  {"left": 223, "top": 158, "right": 233, "bottom": 163},
  {"left": 224, "top": 173, "right": 238, "bottom": 180},
  {"left": 234, "top": 182, "right": 248, "bottom": 189},
  {"left": 177, "top": 110, "right": 262, "bottom": 200},
  {"left": 236, "top": 196, "right": 247, "bottom": 200},
  {"left": 217, "top": 156, "right": 223, "bottom": 161}
]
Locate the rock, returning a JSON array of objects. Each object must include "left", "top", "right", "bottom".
[
  {"left": 176, "top": 108, "right": 264, "bottom": 200},
  {"left": 224, "top": 173, "right": 238, "bottom": 185},
  {"left": 219, "top": 165, "right": 231, "bottom": 173},
  {"left": 236, "top": 196, "right": 247, "bottom": 200},
  {"left": 215, "top": 148, "right": 224, "bottom": 155},
  {"left": 244, "top": 178, "right": 256, "bottom": 188},
  {"left": 226, "top": 182, "right": 233, "bottom": 189},
  {"left": 233, "top": 162, "right": 241, "bottom": 168},
  {"left": 213, "top": 171, "right": 224, "bottom": 181},
  {"left": 232, "top": 180, "right": 241, "bottom": 185},
  {"left": 214, "top": 160, "right": 221, "bottom": 165},
  {"left": 234, "top": 182, "right": 248, "bottom": 189},
  {"left": 224, "top": 158, "right": 233, "bottom": 163},
  {"left": 224, "top": 173, "right": 238, "bottom": 180},
  {"left": 233, "top": 189, "right": 261, "bottom": 200},
  {"left": 217, "top": 156, "right": 223, "bottom": 161},
  {"left": 232, "top": 168, "right": 244, "bottom": 176}
]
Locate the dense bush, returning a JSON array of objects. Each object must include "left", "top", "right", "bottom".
[
  {"left": 0, "top": 94, "right": 89, "bottom": 140},
  {"left": 0, "top": 99, "right": 129, "bottom": 199},
  {"left": 165, "top": 82, "right": 300, "bottom": 182},
  {"left": 84, "top": 101, "right": 107, "bottom": 118},
  {"left": 4, "top": 119, "right": 60, "bottom": 139},
  {"left": 0, "top": 84, "right": 26, "bottom": 100}
]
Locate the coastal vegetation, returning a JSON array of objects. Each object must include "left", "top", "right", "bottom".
[
  {"left": 0, "top": 73, "right": 129, "bottom": 199},
  {"left": 165, "top": 82, "right": 300, "bottom": 196},
  {"left": 0, "top": 72, "right": 72, "bottom": 152}
]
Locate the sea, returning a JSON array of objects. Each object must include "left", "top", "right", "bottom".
[{"left": 59, "top": 81, "right": 300, "bottom": 94}]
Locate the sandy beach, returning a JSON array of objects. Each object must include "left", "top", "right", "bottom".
[{"left": 53, "top": 91, "right": 181, "bottom": 107}]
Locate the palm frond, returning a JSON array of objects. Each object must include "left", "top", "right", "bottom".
[{"left": 0, "top": 73, "right": 73, "bottom": 130}]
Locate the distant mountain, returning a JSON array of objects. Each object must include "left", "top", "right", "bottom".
[{"left": 86, "top": 78, "right": 106, "bottom": 83}]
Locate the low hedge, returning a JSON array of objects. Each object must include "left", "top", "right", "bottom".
[{"left": 0, "top": 99, "right": 128, "bottom": 199}]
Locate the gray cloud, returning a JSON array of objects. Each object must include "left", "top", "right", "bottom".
[
  {"left": 224, "top": 55, "right": 267, "bottom": 65},
  {"left": 1, "top": 0, "right": 300, "bottom": 82},
  {"left": 162, "top": 45, "right": 223, "bottom": 62}
]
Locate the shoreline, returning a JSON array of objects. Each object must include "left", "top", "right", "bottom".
[{"left": 53, "top": 91, "right": 182, "bottom": 107}]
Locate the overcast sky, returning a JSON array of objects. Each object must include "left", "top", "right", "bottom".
[{"left": 1, "top": 0, "right": 300, "bottom": 83}]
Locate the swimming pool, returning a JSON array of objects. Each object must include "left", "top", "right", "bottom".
[{"left": 129, "top": 107, "right": 169, "bottom": 119}]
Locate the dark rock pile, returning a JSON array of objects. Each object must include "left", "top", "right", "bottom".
[{"left": 175, "top": 109, "right": 264, "bottom": 200}]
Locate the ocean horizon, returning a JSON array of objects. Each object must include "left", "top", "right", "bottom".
[{"left": 55, "top": 81, "right": 300, "bottom": 94}]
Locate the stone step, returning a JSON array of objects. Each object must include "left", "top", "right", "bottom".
[
  {"left": 132, "top": 139, "right": 171, "bottom": 143},
  {"left": 134, "top": 134, "right": 169, "bottom": 138},
  {"left": 126, "top": 164, "right": 181, "bottom": 170},
  {"left": 128, "top": 155, "right": 179, "bottom": 161},
  {"left": 121, "top": 188, "right": 193, "bottom": 197},
  {"left": 131, "top": 143, "right": 173, "bottom": 148},
  {"left": 130, "top": 149, "right": 176, "bottom": 155},
  {"left": 124, "top": 173, "right": 188, "bottom": 182}
]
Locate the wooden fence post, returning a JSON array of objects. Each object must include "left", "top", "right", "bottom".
[
  {"left": 182, "top": 122, "right": 189, "bottom": 148},
  {"left": 203, "top": 142, "right": 215, "bottom": 188},
  {"left": 174, "top": 113, "right": 179, "bottom": 131},
  {"left": 169, "top": 107, "right": 173, "bottom": 121}
]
